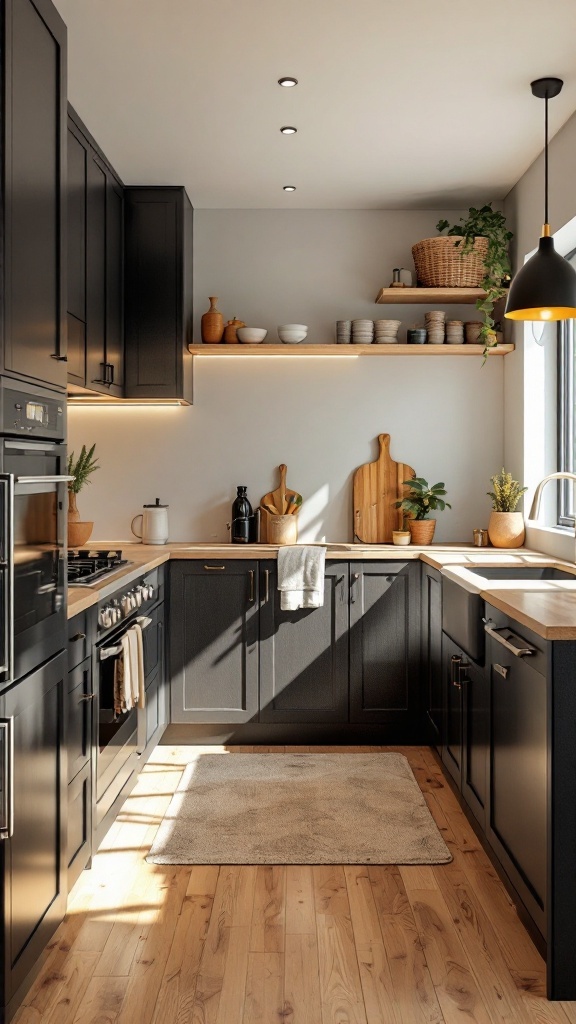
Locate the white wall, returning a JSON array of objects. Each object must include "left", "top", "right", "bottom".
[
  {"left": 504, "top": 109, "right": 576, "bottom": 561},
  {"left": 68, "top": 209, "right": 505, "bottom": 543}
]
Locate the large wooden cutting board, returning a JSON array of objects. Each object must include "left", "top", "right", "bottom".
[{"left": 353, "top": 434, "right": 416, "bottom": 543}]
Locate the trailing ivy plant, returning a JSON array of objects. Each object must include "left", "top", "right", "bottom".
[{"left": 437, "top": 203, "right": 513, "bottom": 361}]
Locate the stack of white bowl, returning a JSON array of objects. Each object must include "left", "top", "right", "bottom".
[
  {"left": 374, "top": 319, "right": 401, "bottom": 344},
  {"left": 336, "top": 320, "right": 352, "bottom": 343},
  {"left": 446, "top": 320, "right": 464, "bottom": 344},
  {"left": 424, "top": 310, "right": 445, "bottom": 344},
  {"left": 277, "top": 324, "right": 307, "bottom": 344},
  {"left": 351, "top": 319, "right": 374, "bottom": 344}
]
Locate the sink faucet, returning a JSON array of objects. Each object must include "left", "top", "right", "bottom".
[{"left": 528, "top": 472, "right": 576, "bottom": 520}]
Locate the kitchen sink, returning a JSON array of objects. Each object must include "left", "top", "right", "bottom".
[{"left": 468, "top": 566, "right": 575, "bottom": 581}]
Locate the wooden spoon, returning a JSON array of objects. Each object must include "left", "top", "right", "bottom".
[{"left": 272, "top": 464, "right": 288, "bottom": 515}]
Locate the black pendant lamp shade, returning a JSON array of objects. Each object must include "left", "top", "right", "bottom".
[{"left": 505, "top": 77, "right": 576, "bottom": 322}]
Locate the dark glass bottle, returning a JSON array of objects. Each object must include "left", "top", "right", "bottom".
[{"left": 231, "top": 486, "right": 253, "bottom": 544}]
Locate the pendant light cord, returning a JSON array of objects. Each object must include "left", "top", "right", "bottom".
[{"left": 544, "top": 92, "right": 549, "bottom": 226}]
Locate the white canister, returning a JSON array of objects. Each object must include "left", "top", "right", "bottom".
[{"left": 131, "top": 498, "right": 169, "bottom": 545}]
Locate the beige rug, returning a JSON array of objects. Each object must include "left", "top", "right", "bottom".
[{"left": 147, "top": 753, "right": 451, "bottom": 865}]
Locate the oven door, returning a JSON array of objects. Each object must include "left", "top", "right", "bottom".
[{"left": 0, "top": 441, "right": 70, "bottom": 684}]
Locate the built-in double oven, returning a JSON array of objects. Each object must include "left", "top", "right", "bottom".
[{"left": 0, "top": 379, "right": 69, "bottom": 686}]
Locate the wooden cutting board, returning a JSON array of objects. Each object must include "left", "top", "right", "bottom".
[{"left": 353, "top": 434, "right": 416, "bottom": 543}]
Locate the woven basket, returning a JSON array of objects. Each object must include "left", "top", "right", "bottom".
[{"left": 412, "top": 236, "right": 488, "bottom": 288}]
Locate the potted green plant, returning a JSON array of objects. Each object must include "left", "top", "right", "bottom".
[
  {"left": 67, "top": 444, "right": 100, "bottom": 548},
  {"left": 487, "top": 468, "right": 527, "bottom": 548},
  {"left": 436, "top": 204, "right": 513, "bottom": 359},
  {"left": 393, "top": 478, "right": 451, "bottom": 545}
]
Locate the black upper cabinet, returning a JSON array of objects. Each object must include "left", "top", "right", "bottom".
[
  {"left": 124, "top": 186, "right": 193, "bottom": 403},
  {"left": 67, "top": 108, "right": 124, "bottom": 397},
  {"left": 2, "top": 0, "right": 67, "bottom": 389}
]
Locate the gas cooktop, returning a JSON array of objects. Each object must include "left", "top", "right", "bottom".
[{"left": 67, "top": 549, "right": 132, "bottom": 586}]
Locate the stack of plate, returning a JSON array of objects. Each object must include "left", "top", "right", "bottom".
[
  {"left": 352, "top": 319, "right": 374, "bottom": 344},
  {"left": 446, "top": 320, "right": 464, "bottom": 344},
  {"left": 336, "top": 320, "right": 351, "bottom": 344},
  {"left": 424, "top": 310, "right": 445, "bottom": 344},
  {"left": 374, "top": 319, "right": 401, "bottom": 344}
]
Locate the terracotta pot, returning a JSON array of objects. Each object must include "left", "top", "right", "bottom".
[
  {"left": 68, "top": 521, "right": 94, "bottom": 548},
  {"left": 487, "top": 511, "right": 525, "bottom": 548},
  {"left": 201, "top": 296, "right": 224, "bottom": 344},
  {"left": 408, "top": 519, "right": 436, "bottom": 545}
]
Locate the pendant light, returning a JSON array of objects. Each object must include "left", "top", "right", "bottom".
[{"left": 505, "top": 77, "right": 576, "bottom": 322}]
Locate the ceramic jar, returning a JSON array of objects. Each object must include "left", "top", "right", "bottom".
[
  {"left": 67, "top": 491, "right": 93, "bottom": 548},
  {"left": 487, "top": 511, "right": 525, "bottom": 548},
  {"left": 201, "top": 297, "right": 224, "bottom": 343},
  {"left": 223, "top": 317, "right": 246, "bottom": 343}
]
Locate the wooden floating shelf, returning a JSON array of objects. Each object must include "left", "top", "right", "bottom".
[
  {"left": 188, "top": 344, "right": 513, "bottom": 357},
  {"left": 375, "top": 286, "right": 487, "bottom": 304}
]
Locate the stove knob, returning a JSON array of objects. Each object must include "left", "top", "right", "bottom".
[
  {"left": 99, "top": 606, "right": 112, "bottom": 628},
  {"left": 134, "top": 588, "right": 143, "bottom": 608},
  {"left": 147, "top": 584, "right": 154, "bottom": 601},
  {"left": 121, "top": 594, "right": 131, "bottom": 616},
  {"left": 111, "top": 602, "right": 121, "bottom": 624}
]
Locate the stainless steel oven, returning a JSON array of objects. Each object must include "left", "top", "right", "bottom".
[{"left": 0, "top": 380, "right": 69, "bottom": 685}]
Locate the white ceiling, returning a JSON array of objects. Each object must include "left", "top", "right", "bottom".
[{"left": 54, "top": 0, "right": 576, "bottom": 210}]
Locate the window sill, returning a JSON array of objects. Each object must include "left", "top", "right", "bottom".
[{"left": 525, "top": 522, "right": 575, "bottom": 563}]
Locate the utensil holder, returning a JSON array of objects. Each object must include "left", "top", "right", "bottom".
[{"left": 268, "top": 514, "right": 299, "bottom": 545}]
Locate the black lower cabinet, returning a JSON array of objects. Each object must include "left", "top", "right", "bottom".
[
  {"left": 138, "top": 602, "right": 167, "bottom": 751},
  {"left": 421, "top": 564, "right": 443, "bottom": 749},
  {"left": 349, "top": 562, "right": 420, "bottom": 734},
  {"left": 66, "top": 609, "right": 95, "bottom": 894},
  {"left": 170, "top": 561, "right": 259, "bottom": 724},
  {"left": 486, "top": 621, "right": 547, "bottom": 936},
  {"left": 441, "top": 633, "right": 488, "bottom": 828},
  {"left": 0, "top": 652, "right": 67, "bottom": 1018},
  {"left": 259, "top": 562, "right": 349, "bottom": 723}
]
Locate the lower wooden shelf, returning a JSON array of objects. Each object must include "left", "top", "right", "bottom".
[{"left": 188, "top": 344, "right": 513, "bottom": 357}]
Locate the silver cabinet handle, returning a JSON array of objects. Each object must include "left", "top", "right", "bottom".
[
  {"left": 0, "top": 475, "right": 14, "bottom": 683},
  {"left": 204, "top": 564, "right": 226, "bottom": 570},
  {"left": 70, "top": 632, "right": 86, "bottom": 642},
  {"left": 248, "top": 570, "right": 255, "bottom": 602},
  {"left": 16, "top": 475, "right": 75, "bottom": 485},
  {"left": 264, "top": 569, "right": 270, "bottom": 603},
  {"left": 79, "top": 693, "right": 96, "bottom": 702},
  {"left": 484, "top": 623, "right": 537, "bottom": 658},
  {"left": 350, "top": 572, "right": 360, "bottom": 603},
  {"left": 494, "top": 664, "right": 509, "bottom": 679},
  {"left": 0, "top": 717, "right": 14, "bottom": 840}
]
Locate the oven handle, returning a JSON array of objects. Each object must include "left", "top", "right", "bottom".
[
  {"left": 0, "top": 717, "right": 14, "bottom": 840},
  {"left": 99, "top": 616, "right": 153, "bottom": 661},
  {"left": 15, "top": 475, "right": 75, "bottom": 485},
  {"left": 0, "top": 475, "right": 14, "bottom": 683}
]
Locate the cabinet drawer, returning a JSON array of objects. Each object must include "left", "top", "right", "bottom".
[
  {"left": 67, "top": 657, "right": 92, "bottom": 782},
  {"left": 67, "top": 762, "right": 92, "bottom": 891},
  {"left": 68, "top": 611, "right": 91, "bottom": 669}
]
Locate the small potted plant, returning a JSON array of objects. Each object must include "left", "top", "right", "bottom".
[
  {"left": 67, "top": 444, "right": 100, "bottom": 548},
  {"left": 487, "top": 468, "right": 527, "bottom": 548},
  {"left": 393, "top": 478, "right": 451, "bottom": 545}
]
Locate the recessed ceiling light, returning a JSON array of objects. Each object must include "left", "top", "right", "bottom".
[
  {"left": 278, "top": 77, "right": 298, "bottom": 87},
  {"left": 283, "top": 185, "right": 296, "bottom": 192},
  {"left": 280, "top": 126, "right": 297, "bottom": 135}
]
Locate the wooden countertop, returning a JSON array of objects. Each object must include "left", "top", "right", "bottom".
[{"left": 66, "top": 541, "right": 576, "bottom": 639}]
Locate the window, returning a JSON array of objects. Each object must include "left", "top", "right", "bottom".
[{"left": 558, "top": 250, "right": 576, "bottom": 526}]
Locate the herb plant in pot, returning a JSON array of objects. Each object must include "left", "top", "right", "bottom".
[
  {"left": 487, "top": 468, "right": 527, "bottom": 548},
  {"left": 67, "top": 444, "right": 100, "bottom": 548},
  {"left": 393, "top": 478, "right": 451, "bottom": 545}
]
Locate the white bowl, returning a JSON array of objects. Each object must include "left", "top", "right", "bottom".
[
  {"left": 278, "top": 326, "right": 308, "bottom": 343},
  {"left": 237, "top": 327, "right": 268, "bottom": 344}
]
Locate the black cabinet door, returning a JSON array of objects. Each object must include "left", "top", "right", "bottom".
[
  {"left": 67, "top": 657, "right": 92, "bottom": 783},
  {"left": 67, "top": 121, "right": 88, "bottom": 387},
  {"left": 441, "top": 633, "right": 463, "bottom": 787},
  {"left": 461, "top": 655, "right": 489, "bottom": 829},
  {"left": 349, "top": 562, "right": 420, "bottom": 735},
  {"left": 1, "top": 652, "right": 67, "bottom": 1009},
  {"left": 259, "top": 562, "right": 349, "bottom": 723},
  {"left": 67, "top": 108, "right": 124, "bottom": 397},
  {"left": 67, "top": 762, "right": 92, "bottom": 893},
  {"left": 124, "top": 187, "right": 193, "bottom": 403},
  {"left": 486, "top": 627, "right": 547, "bottom": 934},
  {"left": 421, "top": 564, "right": 443, "bottom": 749},
  {"left": 170, "top": 561, "right": 259, "bottom": 723},
  {"left": 3, "top": 0, "right": 67, "bottom": 388}
]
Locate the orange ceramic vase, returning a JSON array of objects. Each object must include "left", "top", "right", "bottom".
[{"left": 201, "top": 297, "right": 224, "bottom": 344}]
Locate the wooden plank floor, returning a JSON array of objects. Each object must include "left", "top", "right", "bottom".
[{"left": 13, "top": 745, "right": 576, "bottom": 1024}]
